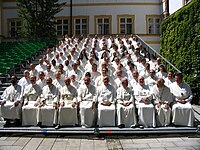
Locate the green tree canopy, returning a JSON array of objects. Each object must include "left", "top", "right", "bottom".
[{"left": 17, "top": 0, "right": 65, "bottom": 41}]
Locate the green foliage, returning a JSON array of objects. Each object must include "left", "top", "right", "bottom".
[
  {"left": 160, "top": 0, "right": 200, "bottom": 104},
  {"left": 17, "top": 0, "right": 65, "bottom": 41}
]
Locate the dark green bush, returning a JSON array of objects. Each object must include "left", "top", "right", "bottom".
[{"left": 160, "top": 0, "right": 200, "bottom": 104}]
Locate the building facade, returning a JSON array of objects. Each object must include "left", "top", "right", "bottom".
[{"left": 0, "top": 0, "right": 174, "bottom": 50}]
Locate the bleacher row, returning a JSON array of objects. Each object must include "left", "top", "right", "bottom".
[{"left": 0, "top": 41, "right": 48, "bottom": 75}]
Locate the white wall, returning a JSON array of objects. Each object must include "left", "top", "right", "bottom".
[
  {"left": 169, "top": 0, "right": 183, "bottom": 14},
  {"left": 58, "top": 4, "right": 161, "bottom": 34}
]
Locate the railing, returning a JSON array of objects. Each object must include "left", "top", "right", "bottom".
[{"left": 135, "top": 34, "right": 181, "bottom": 73}]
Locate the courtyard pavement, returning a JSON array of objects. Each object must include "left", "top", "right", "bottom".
[{"left": 0, "top": 132, "right": 199, "bottom": 150}]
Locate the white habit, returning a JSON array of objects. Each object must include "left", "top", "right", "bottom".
[
  {"left": 152, "top": 85, "right": 173, "bottom": 126},
  {"left": 59, "top": 85, "right": 78, "bottom": 126},
  {"left": 1, "top": 84, "right": 22, "bottom": 120},
  {"left": 96, "top": 84, "right": 116, "bottom": 127},
  {"left": 78, "top": 84, "right": 96, "bottom": 127},
  {"left": 134, "top": 84, "right": 156, "bottom": 127},
  {"left": 39, "top": 84, "right": 60, "bottom": 126},
  {"left": 116, "top": 86, "right": 137, "bottom": 127},
  {"left": 22, "top": 84, "right": 42, "bottom": 126},
  {"left": 170, "top": 82, "right": 194, "bottom": 127}
]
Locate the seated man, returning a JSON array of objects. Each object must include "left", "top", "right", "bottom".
[
  {"left": 152, "top": 78, "right": 173, "bottom": 127},
  {"left": 96, "top": 76, "right": 116, "bottom": 127},
  {"left": 0, "top": 76, "right": 22, "bottom": 127},
  {"left": 57, "top": 77, "right": 78, "bottom": 128},
  {"left": 38, "top": 77, "right": 60, "bottom": 127},
  {"left": 169, "top": 73, "right": 194, "bottom": 127},
  {"left": 22, "top": 76, "right": 42, "bottom": 126},
  {"left": 116, "top": 78, "right": 137, "bottom": 128},
  {"left": 134, "top": 76, "right": 156, "bottom": 128},
  {"left": 77, "top": 76, "right": 96, "bottom": 128}
]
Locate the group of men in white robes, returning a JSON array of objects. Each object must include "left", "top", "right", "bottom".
[{"left": 0, "top": 35, "right": 195, "bottom": 128}]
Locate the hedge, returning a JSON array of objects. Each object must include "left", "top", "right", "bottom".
[{"left": 160, "top": 0, "right": 200, "bottom": 104}]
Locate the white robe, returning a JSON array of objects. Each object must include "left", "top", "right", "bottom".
[
  {"left": 22, "top": 84, "right": 42, "bottom": 126},
  {"left": 170, "top": 82, "right": 194, "bottom": 127},
  {"left": 18, "top": 77, "right": 30, "bottom": 94},
  {"left": 96, "top": 84, "right": 116, "bottom": 127},
  {"left": 44, "top": 70, "right": 55, "bottom": 80},
  {"left": 39, "top": 84, "right": 60, "bottom": 126},
  {"left": 116, "top": 86, "right": 137, "bottom": 127},
  {"left": 36, "top": 79, "right": 47, "bottom": 89},
  {"left": 68, "top": 69, "right": 83, "bottom": 81},
  {"left": 156, "top": 71, "right": 167, "bottom": 79},
  {"left": 134, "top": 84, "right": 156, "bottom": 127},
  {"left": 1, "top": 84, "right": 22, "bottom": 119},
  {"left": 164, "top": 77, "right": 175, "bottom": 88},
  {"left": 35, "top": 64, "right": 46, "bottom": 73},
  {"left": 53, "top": 79, "right": 65, "bottom": 91},
  {"left": 78, "top": 84, "right": 96, "bottom": 127},
  {"left": 30, "top": 70, "right": 39, "bottom": 80},
  {"left": 145, "top": 76, "right": 158, "bottom": 92},
  {"left": 152, "top": 85, "right": 173, "bottom": 126},
  {"left": 59, "top": 85, "right": 78, "bottom": 126}
]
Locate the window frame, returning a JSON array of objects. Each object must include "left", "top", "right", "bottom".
[
  {"left": 146, "top": 15, "right": 161, "bottom": 35},
  {"left": 7, "top": 18, "right": 23, "bottom": 38},
  {"left": 117, "top": 15, "right": 135, "bottom": 35},
  {"left": 55, "top": 17, "right": 70, "bottom": 37},
  {"left": 73, "top": 16, "right": 89, "bottom": 36},
  {"left": 94, "top": 15, "right": 112, "bottom": 35}
]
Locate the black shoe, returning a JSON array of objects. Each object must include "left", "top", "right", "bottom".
[
  {"left": 14, "top": 119, "right": 21, "bottom": 127},
  {"left": 75, "top": 124, "right": 79, "bottom": 127},
  {"left": 3, "top": 121, "right": 11, "bottom": 127},
  {"left": 118, "top": 124, "right": 125, "bottom": 128},
  {"left": 55, "top": 125, "right": 60, "bottom": 129},
  {"left": 37, "top": 122, "right": 42, "bottom": 127}
]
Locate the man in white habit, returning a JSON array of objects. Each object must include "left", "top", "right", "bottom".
[
  {"left": 0, "top": 76, "right": 22, "bottom": 127},
  {"left": 57, "top": 77, "right": 78, "bottom": 129},
  {"left": 134, "top": 76, "right": 156, "bottom": 128},
  {"left": 164, "top": 70, "right": 175, "bottom": 88},
  {"left": 36, "top": 71, "right": 46, "bottom": 89},
  {"left": 145, "top": 69, "right": 158, "bottom": 92},
  {"left": 96, "top": 76, "right": 116, "bottom": 127},
  {"left": 77, "top": 76, "right": 96, "bottom": 128},
  {"left": 18, "top": 70, "right": 30, "bottom": 94},
  {"left": 44, "top": 64, "right": 55, "bottom": 80},
  {"left": 38, "top": 77, "right": 60, "bottom": 127},
  {"left": 169, "top": 73, "right": 194, "bottom": 127},
  {"left": 22, "top": 76, "right": 42, "bottom": 126},
  {"left": 152, "top": 78, "right": 173, "bottom": 127},
  {"left": 116, "top": 78, "right": 137, "bottom": 128},
  {"left": 52, "top": 71, "right": 65, "bottom": 91},
  {"left": 29, "top": 63, "right": 39, "bottom": 80}
]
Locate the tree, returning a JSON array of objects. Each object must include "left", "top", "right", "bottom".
[{"left": 17, "top": 0, "right": 65, "bottom": 41}]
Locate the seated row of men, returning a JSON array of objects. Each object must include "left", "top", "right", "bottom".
[{"left": 0, "top": 72, "right": 194, "bottom": 128}]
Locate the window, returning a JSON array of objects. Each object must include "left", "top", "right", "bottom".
[
  {"left": 95, "top": 16, "right": 112, "bottom": 34},
  {"left": 8, "top": 19, "right": 22, "bottom": 37},
  {"left": 74, "top": 17, "right": 88, "bottom": 36},
  {"left": 118, "top": 15, "right": 135, "bottom": 34},
  {"left": 146, "top": 16, "right": 161, "bottom": 34},
  {"left": 56, "top": 18, "right": 69, "bottom": 36}
]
